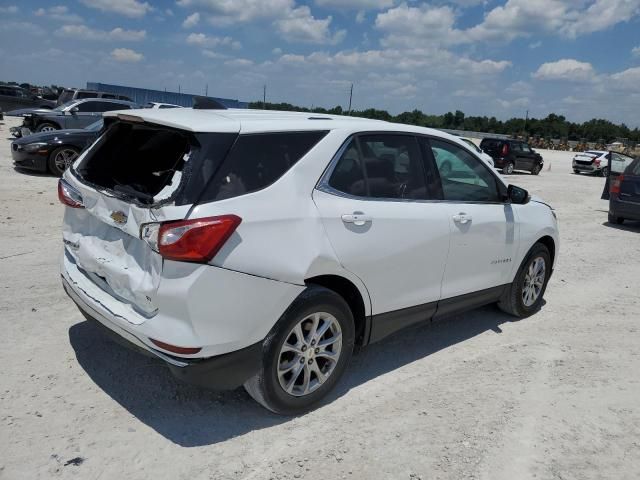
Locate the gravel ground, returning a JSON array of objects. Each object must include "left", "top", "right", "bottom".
[{"left": 1, "top": 115, "right": 639, "bottom": 480}]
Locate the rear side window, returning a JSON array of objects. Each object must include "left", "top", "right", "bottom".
[
  {"left": 200, "top": 131, "right": 328, "bottom": 202},
  {"left": 76, "top": 91, "right": 98, "bottom": 99}
]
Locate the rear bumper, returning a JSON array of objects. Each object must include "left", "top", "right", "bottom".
[
  {"left": 63, "top": 275, "right": 263, "bottom": 390},
  {"left": 610, "top": 197, "right": 640, "bottom": 221},
  {"left": 572, "top": 161, "right": 599, "bottom": 173}
]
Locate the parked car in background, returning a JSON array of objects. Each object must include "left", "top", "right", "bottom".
[
  {"left": 145, "top": 102, "right": 183, "bottom": 109},
  {"left": 12, "top": 120, "right": 103, "bottom": 176},
  {"left": 572, "top": 150, "right": 610, "bottom": 176},
  {"left": 17, "top": 98, "right": 137, "bottom": 135},
  {"left": 480, "top": 138, "right": 544, "bottom": 175},
  {"left": 0, "top": 85, "right": 56, "bottom": 112},
  {"left": 458, "top": 136, "right": 495, "bottom": 167},
  {"left": 57, "top": 88, "right": 132, "bottom": 105},
  {"left": 608, "top": 152, "right": 640, "bottom": 225},
  {"left": 59, "top": 108, "right": 558, "bottom": 414}
]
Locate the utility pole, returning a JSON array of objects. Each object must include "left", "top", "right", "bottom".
[
  {"left": 178, "top": 84, "right": 181, "bottom": 94},
  {"left": 263, "top": 84, "right": 266, "bottom": 109},
  {"left": 205, "top": 84, "right": 208, "bottom": 96},
  {"left": 348, "top": 83, "right": 353, "bottom": 115},
  {"left": 524, "top": 109, "right": 529, "bottom": 138}
]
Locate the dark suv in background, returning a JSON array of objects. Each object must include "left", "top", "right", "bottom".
[
  {"left": 480, "top": 138, "right": 544, "bottom": 175},
  {"left": 0, "top": 85, "right": 56, "bottom": 112},
  {"left": 608, "top": 152, "right": 640, "bottom": 225}
]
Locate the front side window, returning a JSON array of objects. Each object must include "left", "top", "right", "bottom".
[
  {"left": 100, "top": 102, "right": 132, "bottom": 112},
  {"left": 201, "top": 131, "right": 328, "bottom": 202},
  {"left": 76, "top": 101, "right": 101, "bottom": 112},
  {"left": 328, "top": 134, "right": 428, "bottom": 200},
  {"left": 428, "top": 138, "right": 500, "bottom": 202}
]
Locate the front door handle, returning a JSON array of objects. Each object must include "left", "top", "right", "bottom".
[
  {"left": 342, "top": 213, "right": 372, "bottom": 226},
  {"left": 452, "top": 213, "right": 472, "bottom": 224}
]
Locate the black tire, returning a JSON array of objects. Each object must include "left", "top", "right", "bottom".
[
  {"left": 531, "top": 164, "right": 542, "bottom": 175},
  {"left": 48, "top": 146, "right": 80, "bottom": 176},
  {"left": 573, "top": 169, "right": 580, "bottom": 174},
  {"left": 600, "top": 166, "right": 609, "bottom": 178},
  {"left": 503, "top": 162, "right": 515, "bottom": 175},
  {"left": 608, "top": 213, "right": 624, "bottom": 225},
  {"left": 498, "top": 243, "right": 551, "bottom": 318},
  {"left": 244, "top": 285, "right": 355, "bottom": 414},
  {"left": 36, "top": 122, "right": 59, "bottom": 133}
]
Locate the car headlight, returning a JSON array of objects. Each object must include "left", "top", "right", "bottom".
[{"left": 22, "top": 142, "right": 48, "bottom": 152}]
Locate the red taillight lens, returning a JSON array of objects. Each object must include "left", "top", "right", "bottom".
[
  {"left": 501, "top": 143, "right": 509, "bottom": 156},
  {"left": 157, "top": 215, "right": 241, "bottom": 263},
  {"left": 149, "top": 338, "right": 202, "bottom": 355},
  {"left": 58, "top": 179, "right": 84, "bottom": 208},
  {"left": 594, "top": 159, "right": 601, "bottom": 166},
  {"left": 610, "top": 175, "right": 623, "bottom": 194}
]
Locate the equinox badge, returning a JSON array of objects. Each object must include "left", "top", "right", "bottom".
[{"left": 110, "top": 211, "right": 128, "bottom": 225}]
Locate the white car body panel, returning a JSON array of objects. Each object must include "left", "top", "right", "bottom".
[{"left": 62, "top": 109, "right": 558, "bottom": 361}]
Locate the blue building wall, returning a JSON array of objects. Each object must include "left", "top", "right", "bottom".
[{"left": 86, "top": 82, "right": 248, "bottom": 109}]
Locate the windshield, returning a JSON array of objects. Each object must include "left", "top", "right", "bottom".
[
  {"left": 85, "top": 120, "right": 104, "bottom": 131},
  {"left": 53, "top": 100, "right": 77, "bottom": 111}
]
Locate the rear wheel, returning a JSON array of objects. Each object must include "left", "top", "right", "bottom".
[
  {"left": 36, "top": 122, "right": 59, "bottom": 133},
  {"left": 531, "top": 164, "right": 542, "bottom": 175},
  {"left": 503, "top": 162, "right": 515, "bottom": 175},
  {"left": 600, "top": 166, "right": 609, "bottom": 177},
  {"left": 48, "top": 146, "right": 80, "bottom": 176},
  {"left": 608, "top": 213, "right": 624, "bottom": 225},
  {"left": 573, "top": 169, "right": 580, "bottom": 174},
  {"left": 244, "top": 285, "right": 355, "bottom": 414},
  {"left": 498, "top": 243, "right": 551, "bottom": 318}
]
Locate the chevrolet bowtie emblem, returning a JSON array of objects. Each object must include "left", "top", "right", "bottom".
[{"left": 110, "top": 211, "right": 128, "bottom": 224}]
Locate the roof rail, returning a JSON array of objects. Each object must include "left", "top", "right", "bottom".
[{"left": 193, "top": 96, "right": 227, "bottom": 110}]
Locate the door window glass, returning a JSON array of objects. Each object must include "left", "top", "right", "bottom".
[
  {"left": 429, "top": 139, "right": 500, "bottom": 202},
  {"left": 328, "top": 140, "right": 367, "bottom": 197},
  {"left": 76, "top": 101, "right": 101, "bottom": 112}
]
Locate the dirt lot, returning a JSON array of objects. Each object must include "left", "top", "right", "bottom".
[{"left": 1, "top": 115, "right": 639, "bottom": 480}]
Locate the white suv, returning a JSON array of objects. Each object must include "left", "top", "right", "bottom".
[{"left": 59, "top": 108, "right": 559, "bottom": 414}]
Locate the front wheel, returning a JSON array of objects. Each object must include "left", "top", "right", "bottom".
[
  {"left": 498, "top": 243, "right": 551, "bottom": 318},
  {"left": 36, "top": 122, "right": 59, "bottom": 133},
  {"left": 48, "top": 146, "right": 80, "bottom": 176},
  {"left": 531, "top": 164, "right": 542, "bottom": 175},
  {"left": 244, "top": 285, "right": 355, "bottom": 414}
]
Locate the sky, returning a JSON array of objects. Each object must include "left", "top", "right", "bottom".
[{"left": 1, "top": 0, "right": 639, "bottom": 126}]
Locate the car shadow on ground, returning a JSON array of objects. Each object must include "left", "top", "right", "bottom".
[
  {"left": 603, "top": 220, "right": 640, "bottom": 232},
  {"left": 69, "top": 305, "right": 519, "bottom": 447},
  {"left": 13, "top": 167, "right": 56, "bottom": 177}
]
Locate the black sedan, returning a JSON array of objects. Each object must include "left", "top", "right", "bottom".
[{"left": 11, "top": 120, "right": 103, "bottom": 176}]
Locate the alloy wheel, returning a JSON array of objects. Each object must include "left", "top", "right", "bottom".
[
  {"left": 277, "top": 312, "right": 342, "bottom": 397},
  {"left": 54, "top": 148, "right": 79, "bottom": 172},
  {"left": 522, "top": 256, "right": 546, "bottom": 307},
  {"left": 40, "top": 125, "right": 56, "bottom": 132}
]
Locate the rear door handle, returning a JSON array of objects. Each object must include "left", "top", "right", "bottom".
[
  {"left": 452, "top": 213, "right": 472, "bottom": 224},
  {"left": 342, "top": 213, "right": 372, "bottom": 226}
]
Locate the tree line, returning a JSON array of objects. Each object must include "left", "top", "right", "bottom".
[{"left": 249, "top": 101, "right": 640, "bottom": 143}]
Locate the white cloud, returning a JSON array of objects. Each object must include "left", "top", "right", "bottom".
[
  {"left": 177, "top": 0, "right": 294, "bottom": 25},
  {"left": 632, "top": 46, "right": 640, "bottom": 57},
  {"left": 56, "top": 25, "right": 146, "bottom": 41},
  {"left": 275, "top": 6, "right": 345, "bottom": 45},
  {"left": 272, "top": 47, "right": 283, "bottom": 55},
  {"left": 314, "top": 0, "right": 394, "bottom": 9},
  {"left": 202, "top": 49, "right": 226, "bottom": 59},
  {"left": 533, "top": 59, "right": 595, "bottom": 81},
  {"left": 80, "top": 0, "right": 152, "bottom": 18},
  {"left": 375, "top": 3, "right": 466, "bottom": 47},
  {"left": 466, "top": 0, "right": 640, "bottom": 43},
  {"left": 355, "top": 10, "right": 366, "bottom": 23},
  {"left": 0, "top": 22, "right": 45, "bottom": 36},
  {"left": 111, "top": 48, "right": 144, "bottom": 62},
  {"left": 224, "top": 58, "right": 254, "bottom": 67},
  {"left": 0, "top": 5, "right": 18, "bottom": 14},
  {"left": 186, "top": 33, "right": 240, "bottom": 49},
  {"left": 34, "top": 5, "right": 83, "bottom": 23},
  {"left": 609, "top": 66, "right": 640, "bottom": 90},
  {"left": 182, "top": 12, "right": 200, "bottom": 28},
  {"left": 529, "top": 41, "right": 542, "bottom": 49}
]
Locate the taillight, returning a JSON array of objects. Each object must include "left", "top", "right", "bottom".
[
  {"left": 501, "top": 143, "right": 509, "bottom": 156},
  {"left": 151, "top": 215, "right": 242, "bottom": 263},
  {"left": 594, "top": 158, "right": 601, "bottom": 166},
  {"left": 58, "top": 179, "right": 84, "bottom": 209},
  {"left": 610, "top": 175, "right": 624, "bottom": 194}
]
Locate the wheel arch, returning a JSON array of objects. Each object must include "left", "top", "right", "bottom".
[{"left": 305, "top": 274, "right": 370, "bottom": 346}]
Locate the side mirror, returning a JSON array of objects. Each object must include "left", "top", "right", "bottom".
[
  {"left": 70, "top": 106, "right": 79, "bottom": 114},
  {"left": 508, "top": 184, "right": 530, "bottom": 204}
]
